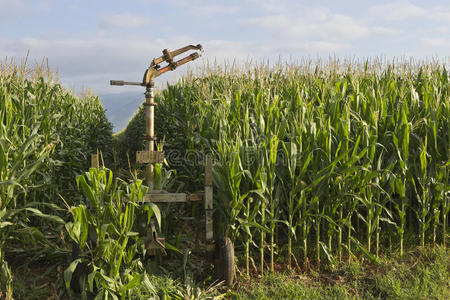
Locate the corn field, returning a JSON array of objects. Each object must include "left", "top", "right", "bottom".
[
  {"left": 0, "top": 60, "right": 112, "bottom": 296},
  {"left": 120, "top": 59, "right": 450, "bottom": 273},
  {"left": 0, "top": 60, "right": 113, "bottom": 206}
]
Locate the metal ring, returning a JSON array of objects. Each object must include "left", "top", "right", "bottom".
[{"left": 143, "top": 135, "right": 156, "bottom": 141}]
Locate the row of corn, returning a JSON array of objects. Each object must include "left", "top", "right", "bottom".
[
  {"left": 148, "top": 60, "right": 449, "bottom": 273},
  {"left": 0, "top": 61, "right": 112, "bottom": 295}
]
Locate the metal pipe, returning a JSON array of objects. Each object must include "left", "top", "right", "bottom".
[
  {"left": 110, "top": 80, "right": 143, "bottom": 86},
  {"left": 145, "top": 83, "right": 155, "bottom": 190},
  {"left": 110, "top": 45, "right": 203, "bottom": 191}
]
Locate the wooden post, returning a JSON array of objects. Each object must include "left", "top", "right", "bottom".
[{"left": 91, "top": 152, "right": 99, "bottom": 169}]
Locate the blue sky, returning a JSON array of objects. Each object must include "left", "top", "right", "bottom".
[{"left": 2, "top": 0, "right": 450, "bottom": 95}]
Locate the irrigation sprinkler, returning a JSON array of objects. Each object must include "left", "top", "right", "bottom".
[{"left": 109, "top": 45, "right": 235, "bottom": 285}]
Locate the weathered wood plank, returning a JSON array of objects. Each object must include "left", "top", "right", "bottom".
[
  {"left": 136, "top": 150, "right": 164, "bottom": 164},
  {"left": 143, "top": 193, "right": 203, "bottom": 203}
]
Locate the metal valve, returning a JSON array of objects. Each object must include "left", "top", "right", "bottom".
[
  {"left": 143, "top": 44, "right": 203, "bottom": 84},
  {"left": 110, "top": 44, "right": 203, "bottom": 87}
]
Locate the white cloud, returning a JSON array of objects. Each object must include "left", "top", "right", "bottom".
[
  {"left": 417, "top": 37, "right": 450, "bottom": 57},
  {"left": 5, "top": 0, "right": 450, "bottom": 96},
  {"left": 370, "top": 26, "right": 402, "bottom": 36},
  {"left": 0, "top": 0, "right": 26, "bottom": 10},
  {"left": 38, "top": 0, "right": 54, "bottom": 13},
  {"left": 5, "top": 35, "right": 343, "bottom": 93},
  {"left": 0, "top": 0, "right": 27, "bottom": 19},
  {"left": 136, "top": 0, "right": 238, "bottom": 17},
  {"left": 368, "top": 0, "right": 450, "bottom": 25},
  {"left": 201, "top": 40, "right": 259, "bottom": 62},
  {"left": 368, "top": 1, "right": 425, "bottom": 21},
  {"left": 421, "top": 37, "right": 450, "bottom": 48},
  {"left": 0, "top": 0, "right": 54, "bottom": 22},
  {"left": 245, "top": 0, "right": 303, "bottom": 14},
  {"left": 0, "top": 36, "right": 184, "bottom": 93},
  {"left": 262, "top": 41, "right": 351, "bottom": 55},
  {"left": 245, "top": 12, "right": 369, "bottom": 41},
  {"left": 187, "top": 4, "right": 238, "bottom": 17},
  {"left": 433, "top": 26, "right": 450, "bottom": 35},
  {"left": 98, "top": 12, "right": 149, "bottom": 29},
  {"left": 431, "top": 11, "right": 450, "bottom": 22},
  {"left": 0, "top": 36, "right": 259, "bottom": 93}
]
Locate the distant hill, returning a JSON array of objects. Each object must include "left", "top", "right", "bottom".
[{"left": 100, "top": 91, "right": 143, "bottom": 132}]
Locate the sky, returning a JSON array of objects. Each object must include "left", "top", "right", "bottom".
[{"left": 1, "top": 0, "right": 450, "bottom": 129}]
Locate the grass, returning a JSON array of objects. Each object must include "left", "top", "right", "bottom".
[
  {"left": 231, "top": 246, "right": 450, "bottom": 299},
  {"left": 12, "top": 263, "right": 62, "bottom": 300},
  {"left": 9, "top": 245, "right": 448, "bottom": 299}
]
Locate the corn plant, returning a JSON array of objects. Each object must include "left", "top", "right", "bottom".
[
  {"left": 65, "top": 167, "right": 160, "bottom": 299},
  {"left": 280, "top": 141, "right": 297, "bottom": 269}
]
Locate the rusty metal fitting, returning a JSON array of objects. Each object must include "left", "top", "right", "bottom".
[
  {"left": 143, "top": 102, "right": 157, "bottom": 107},
  {"left": 143, "top": 135, "right": 156, "bottom": 141},
  {"left": 111, "top": 45, "right": 202, "bottom": 86},
  {"left": 162, "top": 49, "right": 177, "bottom": 70},
  {"left": 145, "top": 90, "right": 153, "bottom": 97},
  {"left": 162, "top": 49, "right": 173, "bottom": 62}
]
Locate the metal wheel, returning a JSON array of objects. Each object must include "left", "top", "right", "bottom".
[{"left": 214, "top": 237, "right": 235, "bottom": 286}]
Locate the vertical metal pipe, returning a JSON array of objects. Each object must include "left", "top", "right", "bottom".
[{"left": 145, "top": 83, "right": 155, "bottom": 191}]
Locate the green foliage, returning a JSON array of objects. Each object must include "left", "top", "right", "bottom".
[
  {"left": 121, "top": 60, "right": 450, "bottom": 272},
  {"left": 65, "top": 167, "right": 161, "bottom": 299},
  {"left": 113, "top": 105, "right": 145, "bottom": 168},
  {"left": 0, "top": 65, "right": 113, "bottom": 208},
  {"left": 0, "top": 62, "right": 113, "bottom": 298},
  {"left": 0, "top": 247, "right": 13, "bottom": 299}
]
